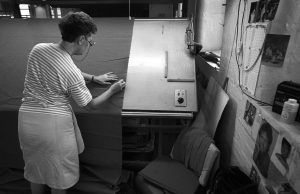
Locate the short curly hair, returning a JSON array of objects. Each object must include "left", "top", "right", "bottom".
[{"left": 58, "top": 12, "right": 97, "bottom": 42}]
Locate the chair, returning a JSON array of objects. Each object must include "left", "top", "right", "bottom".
[{"left": 135, "top": 77, "right": 229, "bottom": 194}]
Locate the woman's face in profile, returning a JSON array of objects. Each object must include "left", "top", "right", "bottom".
[
  {"left": 74, "top": 35, "right": 94, "bottom": 55},
  {"left": 258, "top": 131, "right": 269, "bottom": 153}
]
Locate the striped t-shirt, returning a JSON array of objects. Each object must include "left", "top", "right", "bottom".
[{"left": 20, "top": 43, "right": 92, "bottom": 116}]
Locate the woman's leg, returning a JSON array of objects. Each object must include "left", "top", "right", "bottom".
[
  {"left": 51, "top": 188, "right": 66, "bottom": 194},
  {"left": 30, "top": 183, "right": 46, "bottom": 194}
]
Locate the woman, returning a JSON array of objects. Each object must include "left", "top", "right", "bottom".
[
  {"left": 253, "top": 122, "right": 273, "bottom": 178},
  {"left": 18, "top": 12, "right": 126, "bottom": 194}
]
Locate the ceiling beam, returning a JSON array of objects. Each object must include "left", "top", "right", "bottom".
[{"left": 17, "top": 0, "right": 180, "bottom": 5}]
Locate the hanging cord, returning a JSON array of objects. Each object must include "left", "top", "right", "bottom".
[
  {"left": 128, "top": 0, "right": 131, "bottom": 20},
  {"left": 243, "top": 24, "right": 268, "bottom": 72},
  {"left": 234, "top": 0, "right": 272, "bottom": 106},
  {"left": 95, "top": 57, "right": 129, "bottom": 63},
  {"left": 72, "top": 47, "right": 129, "bottom": 63}
]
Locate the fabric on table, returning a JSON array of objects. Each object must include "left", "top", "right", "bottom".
[
  {"left": 0, "top": 18, "right": 133, "bottom": 194},
  {"left": 70, "top": 18, "right": 133, "bottom": 193},
  {"left": 0, "top": 168, "right": 31, "bottom": 194}
]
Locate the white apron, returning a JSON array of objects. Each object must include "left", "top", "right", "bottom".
[{"left": 18, "top": 97, "right": 84, "bottom": 189}]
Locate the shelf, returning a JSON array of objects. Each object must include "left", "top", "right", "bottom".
[{"left": 260, "top": 106, "right": 300, "bottom": 150}]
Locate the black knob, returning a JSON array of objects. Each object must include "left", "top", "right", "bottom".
[{"left": 178, "top": 97, "right": 184, "bottom": 104}]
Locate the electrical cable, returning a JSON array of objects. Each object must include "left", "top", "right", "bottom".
[
  {"left": 243, "top": 24, "right": 267, "bottom": 72},
  {"left": 234, "top": 0, "right": 272, "bottom": 107},
  {"left": 95, "top": 57, "right": 129, "bottom": 63},
  {"left": 240, "top": 0, "right": 246, "bottom": 43},
  {"left": 73, "top": 43, "right": 129, "bottom": 63}
]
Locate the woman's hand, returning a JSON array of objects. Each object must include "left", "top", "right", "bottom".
[
  {"left": 109, "top": 79, "right": 126, "bottom": 94},
  {"left": 93, "top": 72, "right": 118, "bottom": 85},
  {"left": 86, "top": 79, "right": 125, "bottom": 110}
]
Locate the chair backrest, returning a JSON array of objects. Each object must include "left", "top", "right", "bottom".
[{"left": 191, "top": 76, "right": 229, "bottom": 138}]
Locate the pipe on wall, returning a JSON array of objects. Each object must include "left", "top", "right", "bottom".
[{"left": 194, "top": 0, "right": 226, "bottom": 52}]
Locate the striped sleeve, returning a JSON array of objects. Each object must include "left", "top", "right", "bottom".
[{"left": 69, "top": 80, "right": 92, "bottom": 107}]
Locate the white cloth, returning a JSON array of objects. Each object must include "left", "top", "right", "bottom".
[{"left": 18, "top": 110, "right": 82, "bottom": 189}]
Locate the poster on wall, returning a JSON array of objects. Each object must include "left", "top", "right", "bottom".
[
  {"left": 248, "top": 1, "right": 258, "bottom": 23},
  {"left": 252, "top": 119, "right": 300, "bottom": 193},
  {"left": 270, "top": 135, "right": 293, "bottom": 176},
  {"left": 261, "top": 34, "right": 290, "bottom": 67},
  {"left": 264, "top": 182, "right": 297, "bottom": 194},
  {"left": 244, "top": 100, "right": 257, "bottom": 127},
  {"left": 286, "top": 150, "right": 300, "bottom": 193},
  {"left": 253, "top": 120, "right": 279, "bottom": 178},
  {"left": 248, "top": 0, "right": 280, "bottom": 23}
]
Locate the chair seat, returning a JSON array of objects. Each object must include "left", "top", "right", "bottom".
[
  {"left": 135, "top": 77, "right": 229, "bottom": 194},
  {"left": 135, "top": 174, "right": 166, "bottom": 194},
  {"left": 137, "top": 156, "right": 199, "bottom": 194}
]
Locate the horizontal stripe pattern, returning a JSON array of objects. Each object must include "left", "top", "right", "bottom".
[
  {"left": 21, "top": 43, "right": 92, "bottom": 115},
  {"left": 20, "top": 102, "right": 71, "bottom": 117}
]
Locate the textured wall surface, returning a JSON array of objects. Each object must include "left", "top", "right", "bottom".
[{"left": 197, "top": 0, "right": 300, "bottom": 193}]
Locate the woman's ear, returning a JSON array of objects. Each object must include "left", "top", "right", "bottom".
[{"left": 77, "top": 35, "right": 85, "bottom": 45}]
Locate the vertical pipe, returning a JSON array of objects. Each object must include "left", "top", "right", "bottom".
[
  {"left": 178, "top": 2, "right": 183, "bottom": 17},
  {"left": 11, "top": 0, "right": 21, "bottom": 18},
  {"left": 165, "top": 51, "right": 168, "bottom": 78},
  {"left": 194, "top": 0, "right": 226, "bottom": 51},
  {"left": 194, "top": 0, "right": 201, "bottom": 45}
]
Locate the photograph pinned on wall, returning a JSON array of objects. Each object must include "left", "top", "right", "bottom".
[
  {"left": 248, "top": 1, "right": 258, "bottom": 23},
  {"left": 267, "top": 158, "right": 288, "bottom": 187},
  {"left": 261, "top": 163, "right": 293, "bottom": 194},
  {"left": 286, "top": 150, "right": 300, "bottom": 193},
  {"left": 262, "top": 0, "right": 280, "bottom": 22},
  {"left": 261, "top": 34, "right": 290, "bottom": 67},
  {"left": 270, "top": 135, "right": 293, "bottom": 176},
  {"left": 263, "top": 139, "right": 299, "bottom": 194},
  {"left": 277, "top": 182, "right": 297, "bottom": 194},
  {"left": 250, "top": 0, "right": 280, "bottom": 23},
  {"left": 244, "top": 100, "right": 257, "bottom": 126},
  {"left": 264, "top": 182, "right": 297, "bottom": 194},
  {"left": 253, "top": 119, "right": 278, "bottom": 178}
]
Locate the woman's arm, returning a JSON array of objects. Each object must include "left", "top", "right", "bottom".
[
  {"left": 85, "top": 79, "right": 126, "bottom": 109},
  {"left": 81, "top": 72, "right": 94, "bottom": 82},
  {"left": 81, "top": 72, "right": 118, "bottom": 85}
]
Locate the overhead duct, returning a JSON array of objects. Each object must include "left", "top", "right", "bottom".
[{"left": 194, "top": 0, "right": 226, "bottom": 52}]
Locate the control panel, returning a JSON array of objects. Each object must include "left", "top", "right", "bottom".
[{"left": 175, "top": 89, "right": 187, "bottom": 107}]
